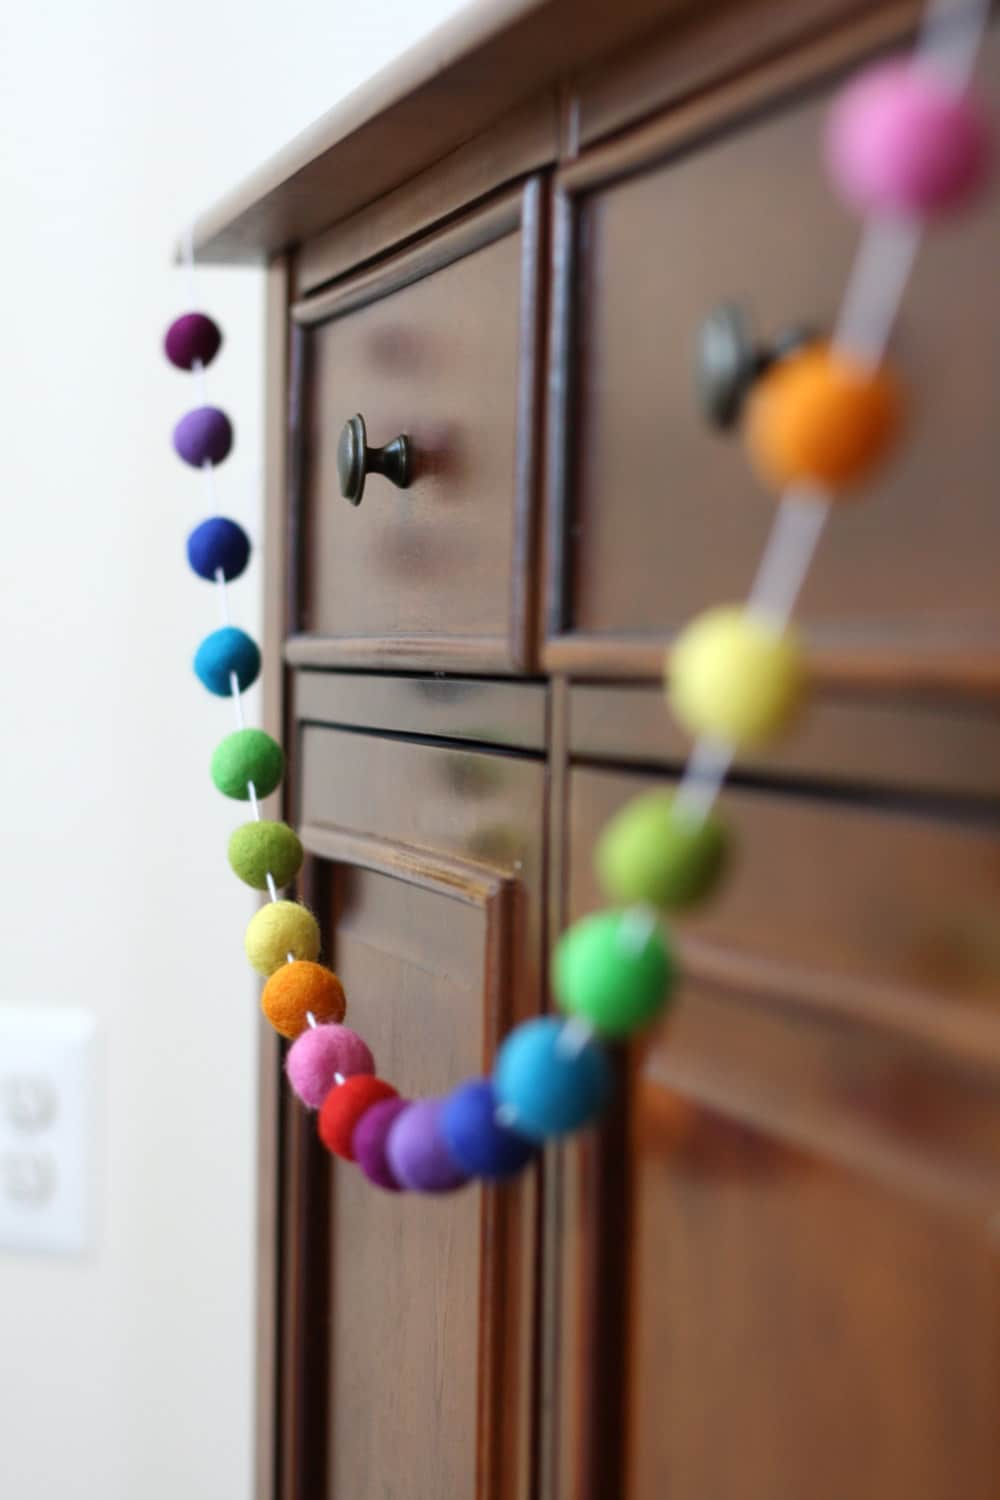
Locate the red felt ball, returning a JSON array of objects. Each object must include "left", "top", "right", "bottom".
[{"left": 317, "top": 1076, "right": 399, "bottom": 1161}]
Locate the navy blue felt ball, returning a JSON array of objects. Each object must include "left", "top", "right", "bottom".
[
  {"left": 493, "top": 1017, "right": 612, "bottom": 1140},
  {"left": 440, "top": 1079, "right": 537, "bottom": 1180},
  {"left": 186, "top": 517, "right": 251, "bottom": 581},
  {"left": 194, "top": 627, "right": 261, "bottom": 696}
]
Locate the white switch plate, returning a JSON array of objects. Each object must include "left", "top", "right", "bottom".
[{"left": 0, "top": 1006, "right": 98, "bottom": 1255}]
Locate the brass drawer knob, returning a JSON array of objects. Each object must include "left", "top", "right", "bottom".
[
  {"left": 337, "top": 412, "right": 412, "bottom": 506},
  {"left": 696, "top": 303, "right": 816, "bottom": 429}
]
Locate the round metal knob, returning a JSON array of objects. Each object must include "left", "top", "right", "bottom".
[
  {"left": 337, "top": 413, "right": 412, "bottom": 506},
  {"left": 695, "top": 304, "right": 817, "bottom": 430}
]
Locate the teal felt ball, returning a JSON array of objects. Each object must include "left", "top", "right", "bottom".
[
  {"left": 194, "top": 627, "right": 261, "bottom": 697},
  {"left": 228, "top": 820, "right": 303, "bottom": 890},
  {"left": 553, "top": 909, "right": 676, "bottom": 1038},
  {"left": 211, "top": 729, "right": 284, "bottom": 801},
  {"left": 493, "top": 1017, "right": 612, "bottom": 1140},
  {"left": 595, "top": 791, "right": 729, "bottom": 910}
]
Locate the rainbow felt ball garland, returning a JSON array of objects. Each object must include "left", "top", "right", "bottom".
[{"left": 171, "top": 30, "right": 992, "bottom": 1196}]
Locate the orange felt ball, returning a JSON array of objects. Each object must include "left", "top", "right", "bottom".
[
  {"left": 260, "top": 961, "right": 346, "bottom": 1040},
  {"left": 745, "top": 343, "right": 902, "bottom": 492},
  {"left": 318, "top": 1076, "right": 399, "bottom": 1161}
]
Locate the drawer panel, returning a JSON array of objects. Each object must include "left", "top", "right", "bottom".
[
  {"left": 564, "top": 766, "right": 1000, "bottom": 1500},
  {"left": 292, "top": 185, "right": 543, "bottom": 673},
  {"left": 550, "top": 29, "right": 1000, "bottom": 689}
]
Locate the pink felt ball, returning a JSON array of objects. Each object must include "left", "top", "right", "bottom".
[
  {"left": 826, "top": 59, "right": 991, "bottom": 219},
  {"left": 285, "top": 1024, "right": 375, "bottom": 1109}
]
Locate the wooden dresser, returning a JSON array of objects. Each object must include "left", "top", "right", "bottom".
[{"left": 192, "top": 4, "right": 1000, "bottom": 1497}]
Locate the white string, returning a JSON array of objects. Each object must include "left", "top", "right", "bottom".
[
  {"left": 182, "top": 229, "right": 289, "bottom": 941},
  {"left": 671, "top": 0, "right": 989, "bottom": 826}
]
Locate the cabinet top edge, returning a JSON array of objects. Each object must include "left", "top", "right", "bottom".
[{"left": 178, "top": 0, "right": 730, "bottom": 265}]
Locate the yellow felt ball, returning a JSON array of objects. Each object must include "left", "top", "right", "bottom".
[
  {"left": 668, "top": 605, "right": 806, "bottom": 747},
  {"left": 245, "top": 900, "right": 321, "bottom": 976},
  {"left": 745, "top": 343, "right": 902, "bottom": 492}
]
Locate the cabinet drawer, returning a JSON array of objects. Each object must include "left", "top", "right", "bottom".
[
  {"left": 289, "top": 185, "right": 543, "bottom": 674},
  {"left": 287, "top": 725, "right": 545, "bottom": 1500},
  {"left": 549, "top": 29, "right": 1000, "bottom": 690},
  {"left": 562, "top": 766, "right": 1000, "bottom": 1500}
]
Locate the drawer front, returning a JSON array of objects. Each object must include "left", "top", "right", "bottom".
[
  {"left": 549, "top": 29, "right": 1000, "bottom": 689},
  {"left": 291, "top": 185, "right": 543, "bottom": 673},
  {"left": 562, "top": 766, "right": 1000, "bottom": 1500},
  {"left": 285, "top": 725, "right": 545, "bottom": 1500}
]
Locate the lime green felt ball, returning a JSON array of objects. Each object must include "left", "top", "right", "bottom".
[
  {"left": 228, "top": 820, "right": 303, "bottom": 890},
  {"left": 553, "top": 909, "right": 676, "bottom": 1038},
  {"left": 211, "top": 729, "right": 284, "bottom": 801},
  {"left": 595, "top": 791, "right": 729, "bottom": 911},
  {"left": 668, "top": 605, "right": 806, "bottom": 747}
]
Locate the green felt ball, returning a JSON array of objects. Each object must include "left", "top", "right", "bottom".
[
  {"left": 553, "top": 909, "right": 676, "bottom": 1038},
  {"left": 595, "top": 791, "right": 729, "bottom": 910},
  {"left": 211, "top": 729, "right": 284, "bottom": 801},
  {"left": 228, "top": 820, "right": 303, "bottom": 890}
]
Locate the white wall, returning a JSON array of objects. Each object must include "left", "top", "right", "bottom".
[{"left": 0, "top": 3, "right": 469, "bottom": 1496}]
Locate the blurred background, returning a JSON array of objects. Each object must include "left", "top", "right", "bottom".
[{"left": 0, "top": 2, "right": 468, "bottom": 1495}]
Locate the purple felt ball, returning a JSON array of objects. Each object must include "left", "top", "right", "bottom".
[
  {"left": 173, "top": 406, "right": 233, "bottom": 467},
  {"left": 386, "top": 1099, "right": 470, "bottom": 1194},
  {"left": 354, "top": 1097, "right": 411, "bottom": 1192},
  {"left": 285, "top": 1024, "right": 375, "bottom": 1110},
  {"left": 826, "top": 60, "right": 992, "bottom": 219},
  {"left": 164, "top": 312, "right": 222, "bottom": 371}
]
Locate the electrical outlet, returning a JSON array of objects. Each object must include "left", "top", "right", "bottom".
[{"left": 0, "top": 1007, "right": 98, "bottom": 1255}]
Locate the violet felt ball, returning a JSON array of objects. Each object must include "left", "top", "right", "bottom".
[
  {"left": 386, "top": 1100, "right": 470, "bottom": 1194},
  {"left": 194, "top": 626, "right": 261, "bottom": 696},
  {"left": 187, "top": 517, "right": 251, "bottom": 581},
  {"left": 439, "top": 1079, "right": 537, "bottom": 1180},
  {"left": 354, "top": 1097, "right": 410, "bottom": 1192},
  {"left": 164, "top": 312, "right": 222, "bottom": 370},
  {"left": 173, "top": 406, "right": 234, "bottom": 467},
  {"left": 285, "top": 1024, "right": 375, "bottom": 1109},
  {"left": 493, "top": 1017, "right": 612, "bottom": 1141},
  {"left": 826, "top": 60, "right": 992, "bottom": 218}
]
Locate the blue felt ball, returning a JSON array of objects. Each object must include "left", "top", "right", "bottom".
[
  {"left": 439, "top": 1079, "right": 537, "bottom": 1180},
  {"left": 493, "top": 1017, "right": 612, "bottom": 1141},
  {"left": 186, "top": 517, "right": 251, "bottom": 582},
  {"left": 194, "top": 627, "right": 261, "bottom": 696}
]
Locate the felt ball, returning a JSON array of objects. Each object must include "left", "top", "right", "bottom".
[
  {"left": 173, "top": 405, "right": 233, "bottom": 468},
  {"left": 354, "top": 1097, "right": 411, "bottom": 1191},
  {"left": 826, "top": 60, "right": 992, "bottom": 219},
  {"left": 261, "top": 960, "right": 346, "bottom": 1039},
  {"left": 194, "top": 626, "right": 261, "bottom": 696},
  {"left": 553, "top": 909, "right": 675, "bottom": 1037},
  {"left": 164, "top": 312, "right": 222, "bottom": 370},
  {"left": 245, "top": 901, "right": 320, "bottom": 976},
  {"left": 285, "top": 1024, "right": 375, "bottom": 1109},
  {"left": 595, "top": 791, "right": 729, "bottom": 910},
  {"left": 386, "top": 1100, "right": 470, "bottom": 1194},
  {"left": 439, "top": 1079, "right": 537, "bottom": 1180},
  {"left": 745, "top": 344, "right": 902, "bottom": 492},
  {"left": 187, "top": 517, "right": 251, "bottom": 582},
  {"left": 493, "top": 1017, "right": 612, "bottom": 1141},
  {"left": 318, "top": 1076, "right": 399, "bottom": 1161},
  {"left": 211, "top": 728, "right": 284, "bottom": 800},
  {"left": 228, "top": 820, "right": 303, "bottom": 890},
  {"left": 668, "top": 606, "right": 806, "bottom": 747}
]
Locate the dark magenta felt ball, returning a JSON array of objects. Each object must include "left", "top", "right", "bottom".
[
  {"left": 194, "top": 626, "right": 261, "bottom": 696},
  {"left": 440, "top": 1079, "right": 536, "bottom": 1180},
  {"left": 173, "top": 406, "right": 233, "bottom": 467},
  {"left": 354, "top": 1097, "right": 411, "bottom": 1191},
  {"left": 386, "top": 1100, "right": 470, "bottom": 1194},
  {"left": 187, "top": 517, "right": 251, "bottom": 581},
  {"left": 164, "top": 312, "right": 222, "bottom": 370}
]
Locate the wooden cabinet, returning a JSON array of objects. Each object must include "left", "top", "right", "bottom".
[{"left": 192, "top": 3, "right": 1000, "bottom": 1498}]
